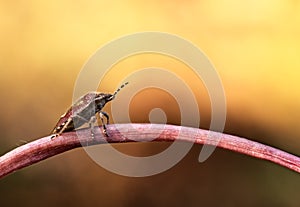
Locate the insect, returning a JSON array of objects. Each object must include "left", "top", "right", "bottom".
[{"left": 51, "top": 82, "right": 128, "bottom": 139}]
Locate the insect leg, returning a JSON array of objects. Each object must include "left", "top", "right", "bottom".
[
  {"left": 51, "top": 117, "right": 73, "bottom": 139},
  {"left": 100, "top": 111, "right": 110, "bottom": 124},
  {"left": 99, "top": 111, "right": 110, "bottom": 136},
  {"left": 88, "top": 116, "right": 97, "bottom": 139},
  {"left": 72, "top": 114, "right": 96, "bottom": 139}
]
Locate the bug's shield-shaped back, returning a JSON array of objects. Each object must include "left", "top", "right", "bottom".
[{"left": 51, "top": 92, "right": 98, "bottom": 134}]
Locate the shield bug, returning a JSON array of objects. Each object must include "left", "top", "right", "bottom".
[{"left": 51, "top": 82, "right": 128, "bottom": 139}]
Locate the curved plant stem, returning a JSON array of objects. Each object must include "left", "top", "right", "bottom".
[{"left": 0, "top": 124, "right": 299, "bottom": 179}]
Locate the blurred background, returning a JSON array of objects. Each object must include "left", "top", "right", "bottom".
[{"left": 1, "top": 0, "right": 300, "bottom": 206}]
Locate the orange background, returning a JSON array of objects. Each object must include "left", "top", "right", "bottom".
[{"left": 1, "top": 1, "right": 300, "bottom": 206}]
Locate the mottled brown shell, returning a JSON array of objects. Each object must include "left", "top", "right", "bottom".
[{"left": 51, "top": 92, "right": 100, "bottom": 133}]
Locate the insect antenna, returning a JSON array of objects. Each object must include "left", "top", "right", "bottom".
[{"left": 113, "top": 82, "right": 129, "bottom": 98}]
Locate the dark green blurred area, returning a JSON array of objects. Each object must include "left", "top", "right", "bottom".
[{"left": 1, "top": 1, "right": 300, "bottom": 206}]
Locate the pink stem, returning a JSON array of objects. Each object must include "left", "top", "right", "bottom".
[{"left": 0, "top": 124, "right": 299, "bottom": 179}]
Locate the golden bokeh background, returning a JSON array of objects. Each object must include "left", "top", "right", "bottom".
[{"left": 1, "top": 1, "right": 300, "bottom": 206}]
